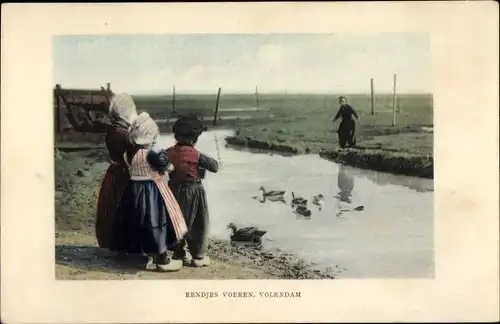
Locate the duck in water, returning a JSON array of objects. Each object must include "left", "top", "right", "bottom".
[
  {"left": 291, "top": 192, "right": 308, "bottom": 207},
  {"left": 293, "top": 205, "right": 312, "bottom": 218},
  {"left": 227, "top": 223, "right": 267, "bottom": 244},
  {"left": 336, "top": 205, "right": 365, "bottom": 217},
  {"left": 252, "top": 194, "right": 286, "bottom": 204},
  {"left": 259, "top": 186, "right": 286, "bottom": 197},
  {"left": 312, "top": 194, "right": 324, "bottom": 210},
  {"left": 258, "top": 186, "right": 287, "bottom": 204}
]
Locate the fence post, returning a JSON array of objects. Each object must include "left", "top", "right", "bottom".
[
  {"left": 213, "top": 87, "right": 222, "bottom": 125},
  {"left": 370, "top": 78, "right": 375, "bottom": 115},
  {"left": 172, "top": 85, "right": 176, "bottom": 113},
  {"left": 101, "top": 86, "right": 111, "bottom": 106},
  {"left": 55, "top": 84, "right": 61, "bottom": 133},
  {"left": 255, "top": 86, "right": 259, "bottom": 109},
  {"left": 392, "top": 74, "right": 397, "bottom": 126}
]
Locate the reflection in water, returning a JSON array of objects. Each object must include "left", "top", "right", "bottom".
[
  {"left": 344, "top": 162, "right": 433, "bottom": 192},
  {"left": 335, "top": 165, "right": 366, "bottom": 217},
  {"left": 337, "top": 165, "right": 355, "bottom": 203},
  {"left": 318, "top": 155, "right": 434, "bottom": 192}
]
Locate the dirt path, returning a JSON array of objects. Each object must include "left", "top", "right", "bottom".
[{"left": 54, "top": 148, "right": 342, "bottom": 280}]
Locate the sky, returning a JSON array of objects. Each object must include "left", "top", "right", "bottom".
[{"left": 53, "top": 33, "right": 432, "bottom": 95}]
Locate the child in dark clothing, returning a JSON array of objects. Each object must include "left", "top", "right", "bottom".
[
  {"left": 333, "top": 96, "right": 360, "bottom": 148},
  {"left": 166, "top": 116, "right": 219, "bottom": 267}
]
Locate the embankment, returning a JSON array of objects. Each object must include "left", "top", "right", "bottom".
[{"left": 225, "top": 135, "right": 433, "bottom": 179}]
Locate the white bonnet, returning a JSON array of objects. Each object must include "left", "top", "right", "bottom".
[
  {"left": 128, "top": 112, "right": 160, "bottom": 146},
  {"left": 109, "top": 93, "right": 139, "bottom": 125}
]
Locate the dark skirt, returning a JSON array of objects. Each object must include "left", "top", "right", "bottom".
[
  {"left": 337, "top": 120, "right": 356, "bottom": 148},
  {"left": 109, "top": 180, "right": 176, "bottom": 256},
  {"left": 168, "top": 181, "right": 209, "bottom": 259},
  {"left": 95, "top": 164, "right": 130, "bottom": 248}
]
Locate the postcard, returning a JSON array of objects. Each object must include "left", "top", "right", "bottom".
[{"left": 1, "top": 2, "right": 498, "bottom": 323}]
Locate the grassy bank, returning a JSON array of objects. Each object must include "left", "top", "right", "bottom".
[
  {"left": 224, "top": 111, "right": 433, "bottom": 178},
  {"left": 225, "top": 130, "right": 433, "bottom": 179},
  {"left": 54, "top": 148, "right": 339, "bottom": 279}
]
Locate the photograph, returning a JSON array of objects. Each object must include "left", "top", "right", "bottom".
[
  {"left": 53, "top": 33, "right": 435, "bottom": 280},
  {"left": 2, "top": 2, "right": 498, "bottom": 323}
]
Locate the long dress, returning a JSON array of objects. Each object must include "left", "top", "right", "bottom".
[
  {"left": 95, "top": 124, "right": 130, "bottom": 248},
  {"left": 166, "top": 143, "right": 219, "bottom": 260},
  {"left": 109, "top": 147, "right": 188, "bottom": 256},
  {"left": 334, "top": 104, "right": 359, "bottom": 148}
]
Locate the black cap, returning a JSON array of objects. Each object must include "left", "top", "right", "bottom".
[{"left": 172, "top": 116, "right": 204, "bottom": 139}]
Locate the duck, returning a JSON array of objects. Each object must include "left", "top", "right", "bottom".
[
  {"left": 336, "top": 205, "right": 365, "bottom": 217},
  {"left": 227, "top": 223, "right": 267, "bottom": 243},
  {"left": 259, "top": 186, "right": 286, "bottom": 197},
  {"left": 252, "top": 195, "right": 266, "bottom": 203},
  {"left": 252, "top": 195, "right": 286, "bottom": 204},
  {"left": 293, "top": 205, "right": 312, "bottom": 218},
  {"left": 338, "top": 205, "right": 364, "bottom": 212},
  {"left": 291, "top": 192, "right": 308, "bottom": 207},
  {"left": 266, "top": 195, "right": 287, "bottom": 204},
  {"left": 312, "top": 194, "right": 325, "bottom": 210}
]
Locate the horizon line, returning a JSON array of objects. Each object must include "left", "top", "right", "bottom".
[{"left": 129, "top": 91, "right": 433, "bottom": 96}]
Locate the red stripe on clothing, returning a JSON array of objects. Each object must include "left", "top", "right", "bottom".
[
  {"left": 156, "top": 178, "right": 181, "bottom": 238},
  {"left": 154, "top": 177, "right": 187, "bottom": 240},
  {"left": 160, "top": 178, "right": 186, "bottom": 237}
]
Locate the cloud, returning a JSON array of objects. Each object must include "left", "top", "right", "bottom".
[{"left": 53, "top": 34, "right": 431, "bottom": 94}]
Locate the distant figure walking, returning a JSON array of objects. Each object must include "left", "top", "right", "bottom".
[
  {"left": 333, "top": 96, "right": 360, "bottom": 148},
  {"left": 167, "top": 116, "right": 220, "bottom": 268},
  {"left": 95, "top": 93, "right": 138, "bottom": 249}
]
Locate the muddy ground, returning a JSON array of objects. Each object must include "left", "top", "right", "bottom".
[{"left": 55, "top": 148, "right": 342, "bottom": 280}]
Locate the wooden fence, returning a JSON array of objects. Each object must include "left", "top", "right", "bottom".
[{"left": 53, "top": 83, "right": 113, "bottom": 133}]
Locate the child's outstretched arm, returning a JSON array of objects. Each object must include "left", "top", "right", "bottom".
[{"left": 198, "top": 152, "right": 219, "bottom": 173}]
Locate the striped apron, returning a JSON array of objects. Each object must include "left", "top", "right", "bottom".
[{"left": 123, "top": 149, "right": 188, "bottom": 241}]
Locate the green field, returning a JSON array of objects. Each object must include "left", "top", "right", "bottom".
[
  {"left": 132, "top": 92, "right": 433, "bottom": 153},
  {"left": 133, "top": 93, "right": 432, "bottom": 122},
  {"left": 131, "top": 92, "right": 434, "bottom": 178}
]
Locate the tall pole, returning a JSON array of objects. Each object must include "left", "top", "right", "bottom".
[
  {"left": 392, "top": 74, "right": 397, "bottom": 126},
  {"left": 55, "top": 85, "right": 61, "bottom": 133},
  {"left": 255, "top": 86, "right": 259, "bottom": 109},
  {"left": 172, "top": 85, "right": 176, "bottom": 113},
  {"left": 370, "top": 78, "right": 374, "bottom": 115},
  {"left": 213, "top": 87, "right": 222, "bottom": 125}
]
